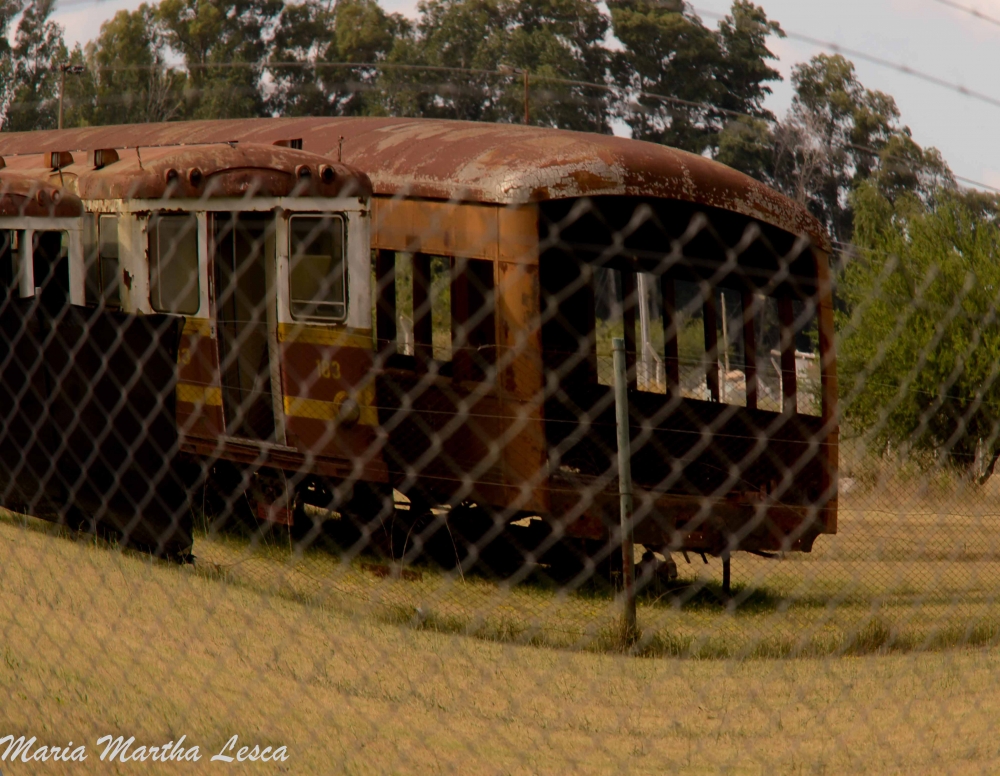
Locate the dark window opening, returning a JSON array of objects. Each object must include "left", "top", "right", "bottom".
[
  {"left": 33, "top": 231, "right": 69, "bottom": 313},
  {"left": 451, "top": 258, "right": 496, "bottom": 382},
  {"left": 376, "top": 251, "right": 462, "bottom": 372},
  {"left": 86, "top": 215, "right": 121, "bottom": 309},
  {"left": 213, "top": 212, "right": 277, "bottom": 441}
]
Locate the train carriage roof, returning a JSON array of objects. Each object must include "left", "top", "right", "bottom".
[{"left": 0, "top": 117, "right": 829, "bottom": 250}]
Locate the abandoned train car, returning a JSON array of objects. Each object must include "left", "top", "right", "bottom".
[{"left": 0, "top": 118, "right": 838, "bottom": 564}]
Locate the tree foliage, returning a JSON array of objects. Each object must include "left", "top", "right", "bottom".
[
  {"left": 770, "top": 54, "right": 953, "bottom": 244},
  {"left": 408, "top": 0, "right": 610, "bottom": 130},
  {"left": 838, "top": 182, "right": 1000, "bottom": 475},
  {"left": 74, "top": 5, "right": 184, "bottom": 126},
  {"left": 0, "top": 0, "right": 958, "bottom": 253},
  {"left": 609, "top": 0, "right": 782, "bottom": 156},
  {"left": 156, "top": 0, "right": 282, "bottom": 119},
  {"left": 270, "top": 0, "right": 411, "bottom": 117},
  {"left": 3, "top": 0, "right": 66, "bottom": 131}
]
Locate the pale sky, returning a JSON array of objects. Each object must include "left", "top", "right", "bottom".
[{"left": 51, "top": 0, "right": 1000, "bottom": 192}]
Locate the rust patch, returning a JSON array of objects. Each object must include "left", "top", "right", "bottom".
[{"left": 0, "top": 170, "right": 83, "bottom": 217}]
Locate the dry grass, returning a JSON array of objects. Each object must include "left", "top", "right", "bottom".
[{"left": 3, "top": 479, "right": 1000, "bottom": 773}]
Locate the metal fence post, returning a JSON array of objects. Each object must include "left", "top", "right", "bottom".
[{"left": 612, "top": 337, "right": 636, "bottom": 636}]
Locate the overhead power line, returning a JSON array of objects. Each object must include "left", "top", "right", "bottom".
[
  {"left": 931, "top": 0, "right": 1000, "bottom": 28},
  {"left": 97, "top": 59, "right": 1000, "bottom": 194},
  {"left": 692, "top": 6, "right": 1000, "bottom": 112}
]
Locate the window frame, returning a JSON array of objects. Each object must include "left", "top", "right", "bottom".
[
  {"left": 148, "top": 212, "right": 201, "bottom": 316},
  {"left": 287, "top": 213, "right": 348, "bottom": 324},
  {"left": 98, "top": 214, "right": 121, "bottom": 308}
]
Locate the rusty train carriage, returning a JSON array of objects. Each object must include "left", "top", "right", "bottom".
[{"left": 0, "top": 119, "right": 838, "bottom": 562}]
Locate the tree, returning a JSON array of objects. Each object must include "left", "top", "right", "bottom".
[
  {"left": 609, "top": 0, "right": 782, "bottom": 157},
  {"left": 393, "top": 0, "right": 505, "bottom": 122},
  {"left": 156, "top": 0, "right": 282, "bottom": 119},
  {"left": 838, "top": 181, "right": 1000, "bottom": 478},
  {"left": 270, "top": 0, "right": 411, "bottom": 117},
  {"left": 499, "top": 0, "right": 610, "bottom": 131},
  {"left": 409, "top": 0, "right": 611, "bottom": 131},
  {"left": 0, "top": 0, "right": 25, "bottom": 120},
  {"left": 771, "top": 53, "right": 952, "bottom": 244},
  {"left": 71, "top": 5, "right": 184, "bottom": 127},
  {"left": 2, "top": 0, "right": 66, "bottom": 132},
  {"left": 715, "top": 1, "right": 783, "bottom": 120}
]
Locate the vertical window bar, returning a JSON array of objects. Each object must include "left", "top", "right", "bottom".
[
  {"left": 412, "top": 252, "right": 433, "bottom": 370},
  {"left": 375, "top": 249, "right": 397, "bottom": 356},
  {"left": 620, "top": 269, "right": 637, "bottom": 389},
  {"left": 703, "top": 284, "right": 720, "bottom": 402},
  {"left": 742, "top": 289, "right": 758, "bottom": 410},
  {"left": 451, "top": 257, "right": 471, "bottom": 381},
  {"left": 778, "top": 294, "right": 797, "bottom": 414},
  {"left": 660, "top": 274, "right": 679, "bottom": 396}
]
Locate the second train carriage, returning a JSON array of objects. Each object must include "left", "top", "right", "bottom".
[
  {"left": 0, "top": 142, "right": 374, "bottom": 552},
  {"left": 0, "top": 118, "right": 838, "bottom": 569}
]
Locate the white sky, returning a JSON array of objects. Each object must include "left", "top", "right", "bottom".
[{"left": 51, "top": 0, "right": 1000, "bottom": 192}]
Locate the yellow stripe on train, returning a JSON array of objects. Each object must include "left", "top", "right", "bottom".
[
  {"left": 283, "top": 393, "right": 377, "bottom": 426},
  {"left": 276, "top": 323, "right": 373, "bottom": 349},
  {"left": 176, "top": 383, "right": 223, "bottom": 406}
]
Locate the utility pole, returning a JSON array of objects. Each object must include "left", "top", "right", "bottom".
[
  {"left": 499, "top": 65, "right": 530, "bottom": 125},
  {"left": 57, "top": 64, "right": 86, "bottom": 130},
  {"left": 523, "top": 69, "right": 529, "bottom": 125}
]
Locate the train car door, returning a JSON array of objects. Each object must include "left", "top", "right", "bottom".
[{"left": 211, "top": 213, "right": 282, "bottom": 442}]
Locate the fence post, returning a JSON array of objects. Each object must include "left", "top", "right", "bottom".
[{"left": 612, "top": 337, "right": 637, "bottom": 639}]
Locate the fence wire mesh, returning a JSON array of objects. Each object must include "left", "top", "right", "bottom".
[{"left": 0, "top": 128, "right": 996, "bottom": 773}]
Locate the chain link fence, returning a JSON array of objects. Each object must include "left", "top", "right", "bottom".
[{"left": 0, "top": 119, "right": 994, "bottom": 772}]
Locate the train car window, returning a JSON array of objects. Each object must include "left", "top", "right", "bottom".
[
  {"left": 391, "top": 252, "right": 453, "bottom": 367},
  {"left": 674, "top": 280, "right": 710, "bottom": 401},
  {"left": 755, "top": 295, "right": 783, "bottom": 412},
  {"left": 430, "top": 256, "right": 452, "bottom": 362},
  {"left": 149, "top": 213, "right": 200, "bottom": 315},
  {"left": 99, "top": 215, "right": 120, "bottom": 308},
  {"left": 716, "top": 287, "right": 746, "bottom": 407},
  {"left": 635, "top": 272, "right": 665, "bottom": 394},
  {"left": 594, "top": 266, "right": 625, "bottom": 387},
  {"left": 393, "top": 252, "right": 413, "bottom": 355},
  {"left": 793, "top": 299, "right": 821, "bottom": 416},
  {"left": 289, "top": 214, "right": 346, "bottom": 321},
  {"left": 451, "top": 257, "right": 495, "bottom": 381}
]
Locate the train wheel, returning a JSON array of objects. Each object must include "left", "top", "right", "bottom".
[{"left": 293, "top": 479, "right": 394, "bottom": 559}]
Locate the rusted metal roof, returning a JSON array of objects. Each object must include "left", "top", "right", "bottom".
[
  {"left": 1, "top": 143, "right": 370, "bottom": 201},
  {"left": 0, "top": 170, "right": 83, "bottom": 218},
  {"left": 0, "top": 118, "right": 829, "bottom": 250}
]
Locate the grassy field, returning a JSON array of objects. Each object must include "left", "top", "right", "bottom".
[{"left": 2, "top": 482, "right": 1000, "bottom": 773}]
